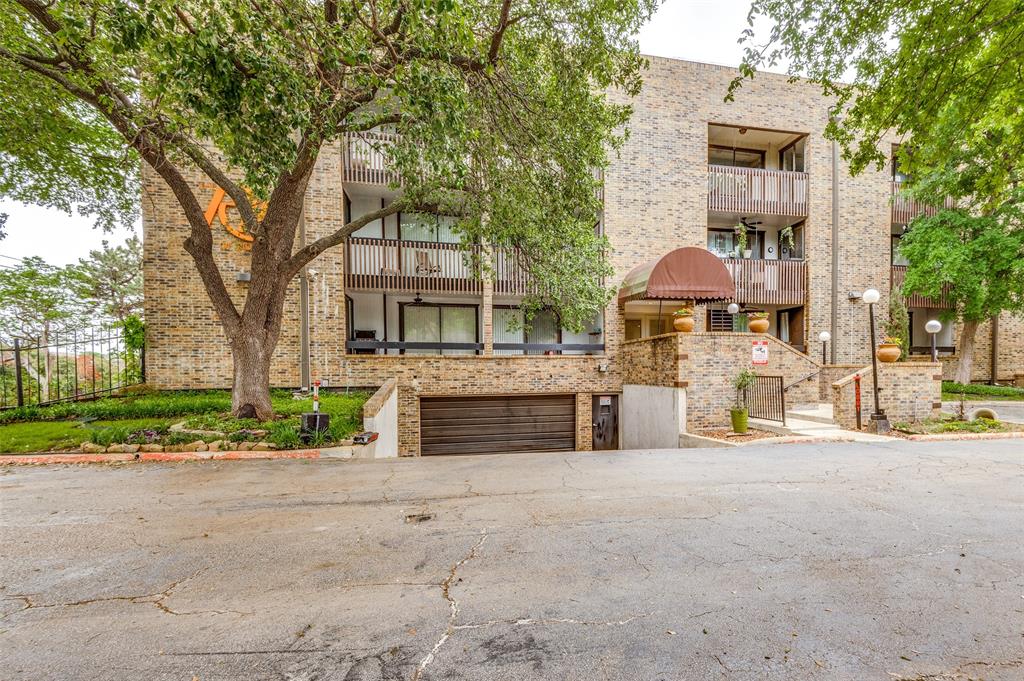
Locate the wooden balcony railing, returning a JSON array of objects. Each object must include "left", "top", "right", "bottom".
[
  {"left": 342, "top": 131, "right": 400, "bottom": 185},
  {"left": 708, "top": 165, "right": 809, "bottom": 216},
  {"left": 723, "top": 258, "right": 806, "bottom": 306},
  {"left": 345, "top": 237, "right": 532, "bottom": 295},
  {"left": 891, "top": 264, "right": 952, "bottom": 309},
  {"left": 891, "top": 181, "right": 956, "bottom": 224}
]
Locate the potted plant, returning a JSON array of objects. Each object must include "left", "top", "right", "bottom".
[
  {"left": 731, "top": 369, "right": 757, "bottom": 433},
  {"left": 733, "top": 222, "right": 749, "bottom": 259},
  {"left": 877, "top": 335, "right": 902, "bottom": 363},
  {"left": 672, "top": 307, "right": 695, "bottom": 332},
  {"left": 747, "top": 310, "right": 769, "bottom": 334}
]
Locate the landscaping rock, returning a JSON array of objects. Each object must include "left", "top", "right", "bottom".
[
  {"left": 207, "top": 440, "right": 223, "bottom": 452},
  {"left": 106, "top": 444, "right": 141, "bottom": 454},
  {"left": 235, "top": 442, "right": 253, "bottom": 451},
  {"left": 139, "top": 444, "right": 164, "bottom": 453},
  {"left": 81, "top": 442, "right": 105, "bottom": 454},
  {"left": 251, "top": 441, "right": 277, "bottom": 451},
  {"left": 166, "top": 440, "right": 207, "bottom": 453}
]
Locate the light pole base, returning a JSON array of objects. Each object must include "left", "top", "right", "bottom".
[{"left": 868, "top": 412, "right": 890, "bottom": 434}]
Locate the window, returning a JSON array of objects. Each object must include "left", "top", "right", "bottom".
[
  {"left": 493, "top": 307, "right": 561, "bottom": 354},
  {"left": 400, "top": 213, "right": 459, "bottom": 243},
  {"left": 892, "top": 146, "right": 912, "bottom": 183},
  {"left": 400, "top": 303, "right": 478, "bottom": 355},
  {"left": 708, "top": 145, "right": 765, "bottom": 169},
  {"left": 707, "top": 308, "right": 747, "bottom": 332},
  {"left": 779, "top": 137, "right": 807, "bottom": 172},
  {"left": 708, "top": 228, "right": 762, "bottom": 258}
]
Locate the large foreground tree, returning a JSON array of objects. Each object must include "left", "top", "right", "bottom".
[{"left": 0, "top": 0, "right": 655, "bottom": 418}]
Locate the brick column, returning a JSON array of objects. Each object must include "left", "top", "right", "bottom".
[{"left": 482, "top": 277, "right": 494, "bottom": 355}]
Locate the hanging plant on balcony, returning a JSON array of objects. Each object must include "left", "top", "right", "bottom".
[
  {"left": 733, "top": 222, "right": 749, "bottom": 258},
  {"left": 672, "top": 307, "right": 695, "bottom": 332},
  {"left": 780, "top": 224, "right": 795, "bottom": 252}
]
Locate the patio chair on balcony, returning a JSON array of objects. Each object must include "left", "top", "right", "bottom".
[{"left": 415, "top": 250, "right": 442, "bottom": 276}]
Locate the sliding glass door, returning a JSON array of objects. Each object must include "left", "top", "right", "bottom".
[{"left": 400, "top": 303, "right": 478, "bottom": 355}]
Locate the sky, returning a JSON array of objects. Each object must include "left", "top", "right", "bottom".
[{"left": 0, "top": 0, "right": 771, "bottom": 267}]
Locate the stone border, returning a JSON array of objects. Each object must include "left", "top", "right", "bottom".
[{"left": 903, "top": 431, "right": 1024, "bottom": 442}]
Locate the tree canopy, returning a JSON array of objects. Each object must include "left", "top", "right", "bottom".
[
  {"left": 0, "top": 0, "right": 656, "bottom": 416},
  {"left": 731, "top": 0, "right": 1024, "bottom": 206}
]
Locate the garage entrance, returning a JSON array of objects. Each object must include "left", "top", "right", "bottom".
[{"left": 419, "top": 394, "right": 576, "bottom": 455}]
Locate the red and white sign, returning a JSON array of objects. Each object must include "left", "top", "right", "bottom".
[{"left": 752, "top": 340, "right": 769, "bottom": 365}]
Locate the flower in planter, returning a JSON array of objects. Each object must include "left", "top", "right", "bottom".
[
  {"left": 747, "top": 311, "right": 769, "bottom": 320},
  {"left": 882, "top": 335, "right": 901, "bottom": 345},
  {"left": 672, "top": 308, "right": 693, "bottom": 317}
]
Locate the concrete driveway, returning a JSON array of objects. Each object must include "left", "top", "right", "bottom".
[{"left": 2, "top": 440, "right": 1022, "bottom": 680}]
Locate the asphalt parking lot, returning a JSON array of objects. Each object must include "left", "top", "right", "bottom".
[{"left": 2, "top": 439, "right": 1022, "bottom": 680}]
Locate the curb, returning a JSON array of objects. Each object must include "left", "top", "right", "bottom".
[
  {"left": 904, "top": 431, "right": 1024, "bottom": 442},
  {"left": 0, "top": 449, "right": 322, "bottom": 466}
]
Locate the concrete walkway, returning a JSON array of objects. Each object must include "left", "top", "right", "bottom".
[{"left": 755, "top": 403, "right": 896, "bottom": 442}]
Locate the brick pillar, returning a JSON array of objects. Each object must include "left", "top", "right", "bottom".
[
  {"left": 482, "top": 243, "right": 494, "bottom": 355},
  {"left": 482, "top": 277, "right": 494, "bottom": 355}
]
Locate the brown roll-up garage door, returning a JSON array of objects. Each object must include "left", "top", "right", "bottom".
[{"left": 420, "top": 394, "right": 576, "bottom": 455}]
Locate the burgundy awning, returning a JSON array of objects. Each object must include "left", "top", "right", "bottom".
[{"left": 618, "top": 247, "right": 736, "bottom": 304}]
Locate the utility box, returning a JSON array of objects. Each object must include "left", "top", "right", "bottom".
[{"left": 301, "top": 413, "right": 330, "bottom": 442}]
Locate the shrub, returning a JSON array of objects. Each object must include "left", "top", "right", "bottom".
[
  {"left": 268, "top": 422, "right": 301, "bottom": 449},
  {"left": 87, "top": 426, "right": 132, "bottom": 446},
  {"left": 942, "top": 381, "right": 1024, "bottom": 398}
]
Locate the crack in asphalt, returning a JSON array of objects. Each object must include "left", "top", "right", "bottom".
[
  {"left": 411, "top": 530, "right": 488, "bottom": 681},
  {"left": 453, "top": 612, "right": 652, "bottom": 631},
  {"left": 1, "top": 569, "right": 249, "bottom": 619}
]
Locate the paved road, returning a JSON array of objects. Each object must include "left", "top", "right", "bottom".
[{"left": 2, "top": 441, "right": 1022, "bottom": 680}]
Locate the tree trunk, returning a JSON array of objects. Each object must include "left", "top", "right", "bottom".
[
  {"left": 230, "top": 334, "right": 275, "bottom": 420},
  {"left": 953, "top": 318, "right": 979, "bottom": 385}
]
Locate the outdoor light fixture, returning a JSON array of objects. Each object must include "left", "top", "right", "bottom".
[
  {"left": 926, "top": 319, "right": 943, "bottom": 362},
  {"left": 818, "top": 331, "right": 831, "bottom": 364},
  {"left": 861, "top": 288, "right": 888, "bottom": 433},
  {"left": 727, "top": 303, "right": 740, "bottom": 314}
]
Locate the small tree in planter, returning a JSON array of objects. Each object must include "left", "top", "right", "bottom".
[{"left": 731, "top": 369, "right": 758, "bottom": 433}]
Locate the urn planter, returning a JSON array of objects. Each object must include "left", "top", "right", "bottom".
[
  {"left": 876, "top": 343, "right": 901, "bottom": 363},
  {"left": 673, "top": 316, "right": 695, "bottom": 332},
  {"left": 748, "top": 318, "right": 769, "bottom": 334},
  {"left": 730, "top": 408, "right": 749, "bottom": 434}
]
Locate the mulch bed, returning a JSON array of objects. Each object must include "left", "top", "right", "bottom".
[{"left": 697, "top": 428, "right": 778, "bottom": 443}]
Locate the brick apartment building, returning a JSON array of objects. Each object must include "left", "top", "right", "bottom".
[{"left": 142, "top": 57, "right": 1024, "bottom": 455}]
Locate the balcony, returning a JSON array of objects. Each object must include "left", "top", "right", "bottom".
[
  {"left": 890, "top": 264, "right": 951, "bottom": 309},
  {"left": 723, "top": 258, "right": 806, "bottom": 306},
  {"left": 345, "top": 237, "right": 532, "bottom": 295},
  {"left": 342, "top": 131, "right": 399, "bottom": 186},
  {"left": 708, "top": 165, "right": 809, "bottom": 217},
  {"left": 891, "top": 181, "right": 956, "bottom": 224}
]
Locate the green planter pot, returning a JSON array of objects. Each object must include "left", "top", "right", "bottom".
[{"left": 730, "top": 408, "right": 749, "bottom": 434}]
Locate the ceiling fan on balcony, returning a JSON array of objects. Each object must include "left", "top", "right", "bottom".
[{"left": 739, "top": 217, "right": 763, "bottom": 231}]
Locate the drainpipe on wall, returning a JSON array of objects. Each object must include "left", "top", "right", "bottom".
[
  {"left": 298, "top": 205, "right": 311, "bottom": 391},
  {"left": 830, "top": 134, "right": 840, "bottom": 364}
]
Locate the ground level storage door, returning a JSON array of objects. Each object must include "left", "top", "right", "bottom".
[{"left": 420, "top": 395, "right": 576, "bottom": 455}]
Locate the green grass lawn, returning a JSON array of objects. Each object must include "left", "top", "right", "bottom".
[
  {"left": 0, "top": 389, "right": 369, "bottom": 454},
  {"left": 893, "top": 415, "right": 1020, "bottom": 435},
  {"left": 0, "top": 418, "right": 173, "bottom": 454}
]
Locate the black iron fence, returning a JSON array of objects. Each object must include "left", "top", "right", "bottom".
[
  {"left": 0, "top": 327, "right": 144, "bottom": 410},
  {"left": 746, "top": 374, "right": 786, "bottom": 425}
]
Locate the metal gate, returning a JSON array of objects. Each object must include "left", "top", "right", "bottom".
[{"left": 746, "top": 375, "right": 786, "bottom": 425}]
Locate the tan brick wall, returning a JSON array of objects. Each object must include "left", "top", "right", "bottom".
[
  {"left": 678, "top": 333, "right": 820, "bottom": 429},
  {"left": 832, "top": 363, "right": 941, "bottom": 430},
  {"left": 620, "top": 334, "right": 682, "bottom": 387},
  {"left": 333, "top": 354, "right": 617, "bottom": 455}
]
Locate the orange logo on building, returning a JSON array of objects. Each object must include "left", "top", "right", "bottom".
[{"left": 202, "top": 184, "right": 267, "bottom": 248}]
